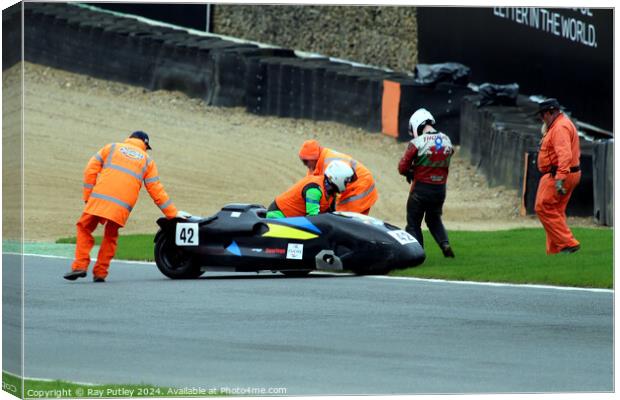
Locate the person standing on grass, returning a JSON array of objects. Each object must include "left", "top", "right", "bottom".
[
  {"left": 63, "top": 131, "right": 189, "bottom": 283},
  {"left": 534, "top": 98, "right": 581, "bottom": 254},
  {"left": 398, "top": 108, "right": 455, "bottom": 258}
]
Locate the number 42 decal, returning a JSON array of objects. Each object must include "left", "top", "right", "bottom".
[{"left": 175, "top": 223, "right": 199, "bottom": 246}]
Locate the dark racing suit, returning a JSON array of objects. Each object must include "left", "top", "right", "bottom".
[{"left": 398, "top": 130, "right": 454, "bottom": 250}]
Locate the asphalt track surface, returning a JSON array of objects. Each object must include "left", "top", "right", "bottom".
[{"left": 3, "top": 254, "right": 614, "bottom": 395}]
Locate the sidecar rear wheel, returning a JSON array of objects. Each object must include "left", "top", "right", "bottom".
[{"left": 154, "top": 234, "right": 203, "bottom": 279}]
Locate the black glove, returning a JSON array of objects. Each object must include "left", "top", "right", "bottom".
[{"left": 405, "top": 172, "right": 413, "bottom": 184}]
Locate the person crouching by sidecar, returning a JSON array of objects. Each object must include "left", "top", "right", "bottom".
[
  {"left": 298, "top": 139, "right": 378, "bottom": 215},
  {"left": 398, "top": 108, "right": 455, "bottom": 258},
  {"left": 64, "top": 131, "right": 189, "bottom": 283},
  {"left": 267, "top": 160, "right": 354, "bottom": 218}
]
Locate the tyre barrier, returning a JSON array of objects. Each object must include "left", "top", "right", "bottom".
[
  {"left": 460, "top": 95, "right": 599, "bottom": 220},
  {"left": 522, "top": 148, "right": 594, "bottom": 218},
  {"left": 8, "top": 3, "right": 611, "bottom": 224},
  {"left": 13, "top": 3, "right": 474, "bottom": 138},
  {"left": 209, "top": 47, "right": 295, "bottom": 107},
  {"left": 592, "top": 139, "right": 614, "bottom": 226},
  {"left": 2, "top": 4, "right": 22, "bottom": 70},
  {"left": 381, "top": 77, "right": 473, "bottom": 143}
]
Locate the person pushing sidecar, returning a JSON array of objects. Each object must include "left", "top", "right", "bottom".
[{"left": 266, "top": 160, "right": 354, "bottom": 218}]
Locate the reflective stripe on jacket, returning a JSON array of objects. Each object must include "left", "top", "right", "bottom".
[
  {"left": 537, "top": 113, "right": 581, "bottom": 181},
  {"left": 274, "top": 175, "right": 332, "bottom": 218},
  {"left": 311, "top": 148, "right": 378, "bottom": 212},
  {"left": 82, "top": 138, "right": 177, "bottom": 226}
]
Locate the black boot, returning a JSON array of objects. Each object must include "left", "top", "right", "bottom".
[
  {"left": 560, "top": 245, "right": 581, "bottom": 254},
  {"left": 63, "top": 270, "right": 87, "bottom": 281},
  {"left": 441, "top": 243, "right": 455, "bottom": 258}
]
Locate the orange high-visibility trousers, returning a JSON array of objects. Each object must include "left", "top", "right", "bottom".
[
  {"left": 71, "top": 213, "right": 120, "bottom": 278},
  {"left": 534, "top": 172, "right": 581, "bottom": 254}
]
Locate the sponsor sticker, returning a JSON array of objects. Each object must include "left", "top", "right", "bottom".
[
  {"left": 286, "top": 243, "right": 304, "bottom": 260},
  {"left": 388, "top": 230, "right": 418, "bottom": 245},
  {"left": 119, "top": 146, "right": 145, "bottom": 160},
  {"left": 266, "top": 248, "right": 286, "bottom": 255}
]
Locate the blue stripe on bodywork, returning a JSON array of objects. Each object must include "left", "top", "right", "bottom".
[{"left": 226, "top": 241, "right": 242, "bottom": 256}]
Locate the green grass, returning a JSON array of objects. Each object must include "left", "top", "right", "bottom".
[
  {"left": 57, "top": 234, "right": 155, "bottom": 262},
  {"left": 3, "top": 371, "right": 21, "bottom": 398},
  {"left": 2, "top": 371, "right": 222, "bottom": 398},
  {"left": 391, "top": 227, "right": 613, "bottom": 288},
  {"left": 57, "top": 227, "right": 613, "bottom": 289}
]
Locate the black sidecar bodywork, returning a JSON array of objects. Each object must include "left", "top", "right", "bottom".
[{"left": 154, "top": 203, "right": 425, "bottom": 279}]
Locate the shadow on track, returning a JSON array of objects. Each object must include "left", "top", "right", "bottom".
[{"left": 197, "top": 273, "right": 360, "bottom": 281}]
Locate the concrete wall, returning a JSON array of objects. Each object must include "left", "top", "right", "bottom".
[{"left": 212, "top": 5, "right": 418, "bottom": 72}]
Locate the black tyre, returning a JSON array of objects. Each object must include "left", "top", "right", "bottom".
[
  {"left": 154, "top": 234, "right": 203, "bottom": 279},
  {"left": 280, "top": 270, "right": 312, "bottom": 277}
]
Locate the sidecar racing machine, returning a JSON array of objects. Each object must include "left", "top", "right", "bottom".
[{"left": 154, "top": 203, "right": 425, "bottom": 279}]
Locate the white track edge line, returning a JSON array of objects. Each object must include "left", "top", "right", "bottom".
[
  {"left": 5, "top": 252, "right": 613, "bottom": 293},
  {"left": 367, "top": 274, "right": 613, "bottom": 293}
]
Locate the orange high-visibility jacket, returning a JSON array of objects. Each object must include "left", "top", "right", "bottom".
[
  {"left": 537, "top": 113, "right": 581, "bottom": 180},
  {"left": 274, "top": 175, "right": 333, "bottom": 217},
  {"left": 310, "top": 148, "right": 378, "bottom": 212},
  {"left": 82, "top": 138, "right": 178, "bottom": 227}
]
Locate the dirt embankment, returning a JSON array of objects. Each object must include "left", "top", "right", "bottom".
[{"left": 5, "top": 62, "right": 595, "bottom": 242}]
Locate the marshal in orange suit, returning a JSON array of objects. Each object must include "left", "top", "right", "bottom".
[
  {"left": 298, "top": 140, "right": 378, "bottom": 215},
  {"left": 534, "top": 99, "right": 581, "bottom": 255},
  {"left": 64, "top": 131, "right": 184, "bottom": 282}
]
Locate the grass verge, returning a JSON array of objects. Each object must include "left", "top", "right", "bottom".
[
  {"left": 393, "top": 227, "right": 613, "bottom": 288},
  {"left": 2, "top": 371, "right": 222, "bottom": 398},
  {"left": 57, "top": 227, "right": 613, "bottom": 289},
  {"left": 57, "top": 235, "right": 154, "bottom": 262}
]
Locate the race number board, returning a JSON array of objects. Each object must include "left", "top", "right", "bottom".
[
  {"left": 388, "top": 230, "right": 418, "bottom": 245},
  {"left": 175, "top": 223, "right": 199, "bottom": 246}
]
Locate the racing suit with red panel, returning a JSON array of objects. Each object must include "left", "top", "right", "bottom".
[{"left": 398, "top": 130, "right": 454, "bottom": 249}]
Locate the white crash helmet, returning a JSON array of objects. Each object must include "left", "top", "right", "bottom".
[
  {"left": 408, "top": 108, "right": 435, "bottom": 137},
  {"left": 324, "top": 160, "right": 354, "bottom": 193}
]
